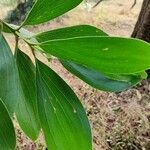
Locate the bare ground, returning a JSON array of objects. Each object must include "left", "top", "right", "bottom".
[{"left": 1, "top": 0, "right": 150, "bottom": 149}]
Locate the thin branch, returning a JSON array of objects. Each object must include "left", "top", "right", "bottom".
[
  {"left": 92, "top": 0, "right": 103, "bottom": 8},
  {"left": 29, "top": 45, "right": 36, "bottom": 58},
  {"left": 130, "top": 0, "right": 137, "bottom": 9},
  {"left": 92, "top": 0, "right": 137, "bottom": 9},
  {"left": 14, "top": 35, "right": 19, "bottom": 58}
]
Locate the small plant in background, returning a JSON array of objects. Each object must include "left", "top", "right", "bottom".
[{"left": 0, "top": 0, "right": 150, "bottom": 149}]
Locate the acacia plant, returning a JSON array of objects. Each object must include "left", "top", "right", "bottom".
[{"left": 1, "top": 0, "right": 150, "bottom": 149}]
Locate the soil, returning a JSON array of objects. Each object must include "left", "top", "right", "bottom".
[{"left": 1, "top": 0, "right": 150, "bottom": 150}]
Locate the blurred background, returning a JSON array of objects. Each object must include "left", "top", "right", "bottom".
[{"left": 1, "top": 1, "right": 150, "bottom": 150}]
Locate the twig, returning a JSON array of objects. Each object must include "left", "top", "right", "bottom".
[
  {"left": 14, "top": 35, "right": 19, "bottom": 58},
  {"left": 130, "top": 0, "right": 137, "bottom": 9},
  {"left": 92, "top": 0, "right": 137, "bottom": 9},
  {"left": 92, "top": 0, "right": 103, "bottom": 8}
]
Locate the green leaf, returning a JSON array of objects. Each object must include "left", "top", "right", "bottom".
[
  {"left": 0, "top": 22, "right": 2, "bottom": 32},
  {"left": 15, "top": 50, "right": 40, "bottom": 140},
  {"left": 1, "top": 22, "right": 16, "bottom": 33},
  {"left": 61, "top": 61, "right": 144, "bottom": 92},
  {"left": 23, "top": 0, "right": 83, "bottom": 26},
  {"left": 34, "top": 25, "right": 107, "bottom": 42},
  {"left": 0, "top": 99, "right": 16, "bottom": 150},
  {"left": 36, "top": 60, "right": 92, "bottom": 150},
  {"left": 103, "top": 71, "right": 147, "bottom": 82},
  {"left": 33, "top": 26, "right": 147, "bottom": 91},
  {"left": 34, "top": 25, "right": 144, "bottom": 91},
  {"left": 37, "top": 36, "right": 150, "bottom": 74},
  {"left": 0, "top": 33, "right": 19, "bottom": 114}
]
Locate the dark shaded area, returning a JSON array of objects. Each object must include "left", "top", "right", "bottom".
[
  {"left": 132, "top": 0, "right": 150, "bottom": 42},
  {"left": 132, "top": 0, "right": 150, "bottom": 78},
  {"left": 5, "top": 0, "right": 35, "bottom": 25}
]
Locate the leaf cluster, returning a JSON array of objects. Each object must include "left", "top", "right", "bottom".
[{"left": 0, "top": 0, "right": 150, "bottom": 149}]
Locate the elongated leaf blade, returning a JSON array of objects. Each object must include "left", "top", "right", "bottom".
[
  {"left": 61, "top": 61, "right": 144, "bottom": 92},
  {"left": 23, "top": 0, "right": 83, "bottom": 26},
  {"left": 16, "top": 50, "right": 40, "bottom": 140},
  {"left": 37, "top": 37, "right": 150, "bottom": 74},
  {"left": 36, "top": 60, "right": 92, "bottom": 150},
  {"left": 34, "top": 25, "right": 145, "bottom": 91},
  {"left": 0, "top": 33, "right": 19, "bottom": 114},
  {"left": 35, "top": 25, "right": 107, "bottom": 42},
  {"left": 0, "top": 99, "right": 16, "bottom": 149}
]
